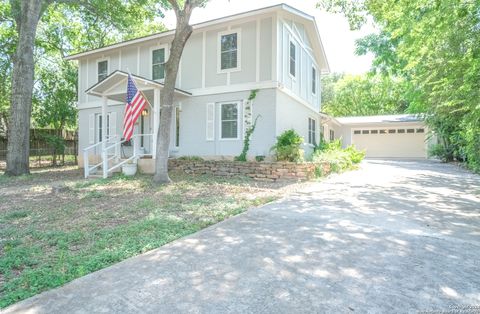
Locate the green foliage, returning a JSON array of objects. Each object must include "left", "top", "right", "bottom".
[
  {"left": 312, "top": 140, "right": 365, "bottom": 174},
  {"left": 177, "top": 156, "right": 204, "bottom": 161},
  {"left": 271, "top": 129, "right": 304, "bottom": 162},
  {"left": 248, "top": 89, "right": 259, "bottom": 101},
  {"left": 428, "top": 144, "right": 451, "bottom": 162},
  {"left": 319, "top": 0, "right": 480, "bottom": 172},
  {"left": 0, "top": 0, "right": 168, "bottom": 135},
  {"left": 235, "top": 115, "right": 260, "bottom": 162},
  {"left": 255, "top": 155, "right": 265, "bottom": 162},
  {"left": 321, "top": 73, "right": 416, "bottom": 116}
]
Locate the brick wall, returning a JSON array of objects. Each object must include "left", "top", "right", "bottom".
[{"left": 168, "top": 159, "right": 331, "bottom": 182}]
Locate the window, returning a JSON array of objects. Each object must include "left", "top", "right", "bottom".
[
  {"left": 312, "top": 67, "right": 317, "bottom": 94},
  {"left": 175, "top": 107, "right": 180, "bottom": 147},
  {"left": 407, "top": 129, "right": 415, "bottom": 133},
  {"left": 96, "top": 114, "right": 110, "bottom": 142},
  {"left": 416, "top": 128, "right": 425, "bottom": 133},
  {"left": 388, "top": 129, "right": 396, "bottom": 134},
  {"left": 329, "top": 129, "right": 334, "bottom": 141},
  {"left": 362, "top": 130, "right": 370, "bottom": 134},
  {"left": 354, "top": 130, "right": 361, "bottom": 135},
  {"left": 220, "top": 32, "right": 239, "bottom": 71},
  {"left": 308, "top": 118, "right": 316, "bottom": 145},
  {"left": 152, "top": 48, "right": 166, "bottom": 80},
  {"left": 289, "top": 41, "right": 296, "bottom": 77},
  {"left": 97, "top": 60, "right": 108, "bottom": 82},
  {"left": 398, "top": 129, "right": 406, "bottom": 133},
  {"left": 220, "top": 102, "right": 239, "bottom": 139},
  {"left": 380, "top": 129, "right": 387, "bottom": 134},
  {"left": 371, "top": 130, "right": 378, "bottom": 134}
]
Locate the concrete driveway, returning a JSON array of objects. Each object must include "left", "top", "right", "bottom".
[{"left": 4, "top": 160, "right": 480, "bottom": 313}]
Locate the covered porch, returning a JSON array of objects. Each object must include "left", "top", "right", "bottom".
[{"left": 83, "top": 70, "right": 191, "bottom": 178}]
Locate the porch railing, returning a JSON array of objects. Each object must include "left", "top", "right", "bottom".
[{"left": 83, "top": 134, "right": 153, "bottom": 179}]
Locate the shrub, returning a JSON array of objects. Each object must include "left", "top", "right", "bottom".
[
  {"left": 271, "top": 129, "right": 304, "bottom": 162},
  {"left": 312, "top": 141, "right": 365, "bottom": 175},
  {"left": 255, "top": 155, "right": 265, "bottom": 162},
  {"left": 177, "top": 156, "right": 204, "bottom": 161},
  {"left": 344, "top": 145, "right": 366, "bottom": 164},
  {"left": 428, "top": 144, "right": 450, "bottom": 162}
]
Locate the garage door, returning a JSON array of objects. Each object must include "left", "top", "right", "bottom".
[{"left": 352, "top": 127, "right": 426, "bottom": 158}]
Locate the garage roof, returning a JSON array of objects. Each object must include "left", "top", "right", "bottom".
[{"left": 336, "top": 114, "right": 423, "bottom": 125}]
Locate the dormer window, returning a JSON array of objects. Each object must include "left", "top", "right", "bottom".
[
  {"left": 152, "top": 48, "right": 166, "bottom": 80},
  {"left": 97, "top": 60, "right": 108, "bottom": 82},
  {"left": 289, "top": 41, "right": 296, "bottom": 77},
  {"left": 218, "top": 30, "right": 241, "bottom": 72}
]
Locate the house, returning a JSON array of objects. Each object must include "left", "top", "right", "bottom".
[
  {"left": 66, "top": 4, "right": 429, "bottom": 178},
  {"left": 66, "top": 4, "right": 330, "bottom": 177}
]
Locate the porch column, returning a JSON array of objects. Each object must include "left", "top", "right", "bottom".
[
  {"left": 101, "top": 96, "right": 108, "bottom": 178},
  {"left": 152, "top": 88, "right": 160, "bottom": 159}
]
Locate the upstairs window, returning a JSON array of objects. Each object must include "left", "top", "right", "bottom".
[
  {"left": 152, "top": 48, "right": 166, "bottom": 80},
  {"left": 220, "top": 32, "right": 239, "bottom": 71},
  {"left": 312, "top": 67, "right": 317, "bottom": 94},
  {"left": 97, "top": 60, "right": 108, "bottom": 82},
  {"left": 329, "top": 129, "right": 335, "bottom": 141},
  {"left": 308, "top": 118, "right": 316, "bottom": 145},
  {"left": 289, "top": 41, "right": 296, "bottom": 77}
]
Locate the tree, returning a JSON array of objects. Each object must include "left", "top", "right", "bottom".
[
  {"left": 153, "top": 0, "right": 208, "bottom": 184},
  {"left": 318, "top": 0, "right": 480, "bottom": 172},
  {"left": 321, "top": 73, "right": 415, "bottom": 117},
  {"left": 4, "top": 0, "right": 161, "bottom": 176}
]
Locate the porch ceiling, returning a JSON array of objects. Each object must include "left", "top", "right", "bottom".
[{"left": 85, "top": 70, "right": 191, "bottom": 102}]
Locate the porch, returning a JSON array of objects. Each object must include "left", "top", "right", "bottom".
[{"left": 82, "top": 70, "right": 191, "bottom": 178}]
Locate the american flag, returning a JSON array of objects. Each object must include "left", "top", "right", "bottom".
[{"left": 123, "top": 74, "right": 148, "bottom": 141}]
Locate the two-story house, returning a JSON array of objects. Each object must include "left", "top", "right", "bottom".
[{"left": 66, "top": 4, "right": 330, "bottom": 177}]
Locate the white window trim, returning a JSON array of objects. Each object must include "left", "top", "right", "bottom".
[
  {"left": 311, "top": 65, "right": 317, "bottom": 96},
  {"left": 96, "top": 57, "right": 110, "bottom": 82},
  {"left": 217, "top": 29, "right": 242, "bottom": 74},
  {"left": 219, "top": 101, "right": 241, "bottom": 141},
  {"left": 150, "top": 44, "right": 169, "bottom": 82},
  {"left": 308, "top": 117, "right": 317, "bottom": 145},
  {"left": 288, "top": 37, "right": 297, "bottom": 81}
]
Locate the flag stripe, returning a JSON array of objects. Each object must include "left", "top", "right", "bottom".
[{"left": 122, "top": 75, "right": 151, "bottom": 141}]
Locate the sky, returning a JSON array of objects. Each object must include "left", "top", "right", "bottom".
[{"left": 162, "top": 0, "right": 375, "bottom": 74}]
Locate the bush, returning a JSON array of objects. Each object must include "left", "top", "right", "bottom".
[
  {"left": 255, "top": 155, "right": 265, "bottom": 162},
  {"left": 428, "top": 144, "right": 450, "bottom": 162},
  {"left": 270, "top": 129, "right": 304, "bottom": 162},
  {"left": 177, "top": 156, "right": 204, "bottom": 161},
  {"left": 312, "top": 141, "right": 365, "bottom": 175},
  {"left": 344, "top": 145, "right": 366, "bottom": 164}
]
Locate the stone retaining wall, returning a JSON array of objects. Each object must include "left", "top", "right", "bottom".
[{"left": 168, "top": 159, "right": 331, "bottom": 181}]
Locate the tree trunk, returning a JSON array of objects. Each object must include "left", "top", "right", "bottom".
[
  {"left": 153, "top": 4, "right": 194, "bottom": 184},
  {"left": 5, "top": 0, "right": 44, "bottom": 176}
]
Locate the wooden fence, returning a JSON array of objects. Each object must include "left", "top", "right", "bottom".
[{"left": 0, "top": 129, "right": 78, "bottom": 162}]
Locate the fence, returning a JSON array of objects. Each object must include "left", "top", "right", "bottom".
[{"left": 0, "top": 129, "right": 78, "bottom": 165}]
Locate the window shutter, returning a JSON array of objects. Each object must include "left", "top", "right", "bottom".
[
  {"left": 109, "top": 112, "right": 116, "bottom": 140},
  {"left": 206, "top": 103, "right": 215, "bottom": 141},
  {"left": 88, "top": 114, "right": 95, "bottom": 144}
]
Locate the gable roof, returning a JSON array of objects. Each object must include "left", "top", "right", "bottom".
[
  {"left": 64, "top": 3, "right": 329, "bottom": 72},
  {"left": 336, "top": 114, "right": 424, "bottom": 125}
]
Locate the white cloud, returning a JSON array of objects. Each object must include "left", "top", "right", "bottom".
[{"left": 162, "top": 0, "right": 375, "bottom": 74}]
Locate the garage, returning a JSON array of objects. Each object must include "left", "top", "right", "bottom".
[{"left": 336, "top": 115, "right": 428, "bottom": 158}]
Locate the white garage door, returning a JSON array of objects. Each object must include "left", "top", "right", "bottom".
[{"left": 352, "top": 127, "right": 426, "bottom": 158}]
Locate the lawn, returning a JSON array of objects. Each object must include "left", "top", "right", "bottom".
[{"left": 0, "top": 167, "right": 292, "bottom": 308}]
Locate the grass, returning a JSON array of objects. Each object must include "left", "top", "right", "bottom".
[{"left": 0, "top": 168, "right": 287, "bottom": 308}]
